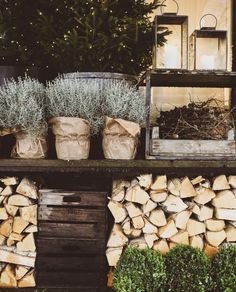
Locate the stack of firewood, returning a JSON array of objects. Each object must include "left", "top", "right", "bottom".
[
  {"left": 0, "top": 177, "right": 38, "bottom": 287},
  {"left": 106, "top": 175, "right": 236, "bottom": 267}
]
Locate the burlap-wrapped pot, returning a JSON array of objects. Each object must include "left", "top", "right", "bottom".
[
  {"left": 11, "top": 131, "right": 48, "bottom": 159},
  {"left": 102, "top": 117, "right": 141, "bottom": 159},
  {"left": 49, "top": 117, "right": 90, "bottom": 160}
]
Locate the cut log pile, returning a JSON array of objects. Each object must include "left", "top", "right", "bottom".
[
  {"left": 0, "top": 177, "right": 38, "bottom": 287},
  {"left": 106, "top": 175, "right": 236, "bottom": 266}
]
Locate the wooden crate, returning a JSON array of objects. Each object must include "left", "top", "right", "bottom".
[{"left": 37, "top": 189, "right": 108, "bottom": 289}]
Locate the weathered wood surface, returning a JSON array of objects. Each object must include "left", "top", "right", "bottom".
[
  {"left": 37, "top": 256, "right": 106, "bottom": 271},
  {"left": 39, "top": 190, "right": 107, "bottom": 207},
  {"left": 151, "top": 139, "right": 236, "bottom": 157},
  {"left": 1, "top": 159, "right": 236, "bottom": 174},
  {"left": 37, "top": 272, "right": 105, "bottom": 288},
  {"left": 39, "top": 222, "right": 106, "bottom": 239},
  {"left": 37, "top": 238, "right": 105, "bottom": 255},
  {"left": 38, "top": 206, "right": 106, "bottom": 222}
]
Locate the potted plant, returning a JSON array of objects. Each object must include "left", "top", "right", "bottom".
[
  {"left": 46, "top": 76, "right": 102, "bottom": 160},
  {"left": 102, "top": 81, "right": 146, "bottom": 159},
  {"left": 0, "top": 76, "right": 47, "bottom": 159}
]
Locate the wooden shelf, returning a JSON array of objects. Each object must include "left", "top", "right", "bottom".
[
  {"left": 139, "top": 70, "right": 236, "bottom": 88},
  {"left": 1, "top": 159, "right": 236, "bottom": 174}
]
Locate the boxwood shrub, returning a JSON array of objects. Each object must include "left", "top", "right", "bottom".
[{"left": 113, "top": 246, "right": 166, "bottom": 292}]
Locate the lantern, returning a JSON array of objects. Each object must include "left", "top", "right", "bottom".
[
  {"left": 189, "top": 14, "right": 228, "bottom": 71},
  {"left": 153, "top": 0, "right": 188, "bottom": 70}
]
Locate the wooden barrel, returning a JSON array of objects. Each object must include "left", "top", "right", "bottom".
[{"left": 63, "top": 72, "right": 138, "bottom": 88}]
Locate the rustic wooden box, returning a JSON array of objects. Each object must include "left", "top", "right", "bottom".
[{"left": 37, "top": 189, "right": 108, "bottom": 290}]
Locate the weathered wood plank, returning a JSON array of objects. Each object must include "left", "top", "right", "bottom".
[
  {"left": 39, "top": 190, "right": 107, "bottom": 207},
  {"left": 151, "top": 139, "right": 236, "bottom": 157},
  {"left": 37, "top": 256, "right": 106, "bottom": 272},
  {"left": 37, "top": 272, "right": 105, "bottom": 287},
  {"left": 37, "top": 238, "right": 105, "bottom": 255},
  {"left": 39, "top": 222, "right": 106, "bottom": 239},
  {"left": 38, "top": 206, "right": 106, "bottom": 222}
]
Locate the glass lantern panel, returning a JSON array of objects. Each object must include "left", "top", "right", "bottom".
[
  {"left": 195, "top": 37, "right": 227, "bottom": 70},
  {"left": 156, "top": 24, "right": 182, "bottom": 69}
]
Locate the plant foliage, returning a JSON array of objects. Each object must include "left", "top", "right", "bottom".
[
  {"left": 165, "top": 245, "right": 212, "bottom": 292},
  {"left": 103, "top": 81, "right": 147, "bottom": 125},
  {"left": 0, "top": 76, "right": 46, "bottom": 136},
  {"left": 211, "top": 244, "right": 236, "bottom": 292},
  {"left": 46, "top": 76, "right": 103, "bottom": 134},
  {"left": 113, "top": 247, "right": 166, "bottom": 292}
]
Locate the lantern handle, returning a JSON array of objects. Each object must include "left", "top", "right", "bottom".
[
  {"left": 160, "top": 0, "right": 179, "bottom": 15},
  {"left": 200, "top": 14, "right": 217, "bottom": 30}
]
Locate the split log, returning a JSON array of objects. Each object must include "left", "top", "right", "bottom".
[
  {"left": 194, "top": 188, "right": 216, "bottom": 205},
  {"left": 168, "top": 178, "right": 181, "bottom": 196},
  {"left": 132, "top": 216, "right": 145, "bottom": 229},
  {"left": 4, "top": 205, "right": 18, "bottom": 217},
  {"left": 150, "top": 191, "right": 168, "bottom": 203},
  {"left": 180, "top": 177, "right": 197, "bottom": 198},
  {"left": 212, "top": 175, "right": 230, "bottom": 191},
  {"left": 13, "top": 217, "right": 29, "bottom": 234},
  {"left": 201, "top": 179, "right": 211, "bottom": 189},
  {"left": 191, "top": 203, "right": 201, "bottom": 216},
  {"left": 23, "top": 225, "right": 38, "bottom": 233},
  {"left": 1, "top": 177, "right": 18, "bottom": 186},
  {"left": 106, "top": 247, "right": 123, "bottom": 267},
  {"left": 215, "top": 208, "right": 236, "bottom": 221},
  {"left": 18, "top": 270, "right": 35, "bottom": 287},
  {"left": 8, "top": 195, "right": 31, "bottom": 207},
  {"left": 107, "top": 224, "right": 128, "bottom": 248},
  {"left": 112, "top": 180, "right": 130, "bottom": 202},
  {"left": 190, "top": 235, "right": 204, "bottom": 250},
  {"left": 205, "top": 230, "right": 226, "bottom": 247},
  {"left": 212, "top": 190, "right": 236, "bottom": 209},
  {"left": 149, "top": 209, "right": 167, "bottom": 227},
  {"left": 17, "top": 233, "right": 36, "bottom": 252},
  {"left": 0, "top": 196, "right": 4, "bottom": 205},
  {"left": 125, "top": 185, "right": 150, "bottom": 205},
  {"left": 170, "top": 230, "right": 189, "bottom": 245},
  {"left": 0, "top": 264, "right": 17, "bottom": 287},
  {"left": 0, "top": 234, "right": 6, "bottom": 245},
  {"left": 0, "top": 218, "right": 13, "bottom": 237},
  {"left": 0, "top": 208, "right": 8, "bottom": 220},
  {"left": 198, "top": 206, "right": 213, "bottom": 221},
  {"left": 137, "top": 174, "right": 152, "bottom": 189},
  {"left": 225, "top": 225, "right": 236, "bottom": 242},
  {"left": 7, "top": 238, "right": 15, "bottom": 247},
  {"left": 144, "top": 233, "right": 158, "bottom": 248},
  {"left": 129, "top": 237, "right": 148, "bottom": 249},
  {"left": 187, "top": 219, "right": 206, "bottom": 237},
  {"left": 153, "top": 239, "right": 170, "bottom": 255},
  {"left": 204, "top": 244, "right": 219, "bottom": 257},
  {"left": 0, "top": 247, "right": 36, "bottom": 267},
  {"left": 142, "top": 218, "right": 158, "bottom": 234},
  {"left": 125, "top": 202, "right": 142, "bottom": 218},
  {"left": 20, "top": 205, "right": 37, "bottom": 225},
  {"left": 1, "top": 186, "right": 13, "bottom": 197},
  {"left": 16, "top": 178, "right": 38, "bottom": 200},
  {"left": 9, "top": 233, "right": 24, "bottom": 242},
  {"left": 15, "top": 266, "right": 30, "bottom": 280},
  {"left": 108, "top": 201, "right": 127, "bottom": 223},
  {"left": 228, "top": 176, "right": 236, "bottom": 188},
  {"left": 191, "top": 176, "right": 205, "bottom": 185},
  {"left": 162, "top": 195, "right": 188, "bottom": 213},
  {"left": 206, "top": 219, "right": 225, "bottom": 232},
  {"left": 174, "top": 210, "right": 192, "bottom": 230},
  {"left": 159, "top": 220, "right": 178, "bottom": 239},
  {"left": 151, "top": 175, "right": 167, "bottom": 191},
  {"left": 142, "top": 199, "right": 157, "bottom": 214}
]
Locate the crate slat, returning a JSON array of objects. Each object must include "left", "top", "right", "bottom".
[
  {"left": 39, "top": 222, "right": 106, "bottom": 239},
  {"left": 37, "top": 238, "right": 105, "bottom": 255},
  {"left": 39, "top": 190, "right": 107, "bottom": 207},
  {"left": 38, "top": 206, "right": 106, "bottom": 222}
]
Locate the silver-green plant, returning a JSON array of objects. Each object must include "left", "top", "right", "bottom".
[
  {"left": 46, "top": 76, "right": 103, "bottom": 135},
  {"left": 103, "top": 81, "right": 147, "bottom": 125},
  {"left": 0, "top": 76, "right": 46, "bottom": 136}
]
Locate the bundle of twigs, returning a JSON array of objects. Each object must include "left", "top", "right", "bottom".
[{"left": 157, "top": 99, "right": 234, "bottom": 140}]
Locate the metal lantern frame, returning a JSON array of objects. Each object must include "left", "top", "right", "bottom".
[
  {"left": 189, "top": 14, "right": 228, "bottom": 71},
  {"left": 153, "top": 0, "right": 188, "bottom": 70}
]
